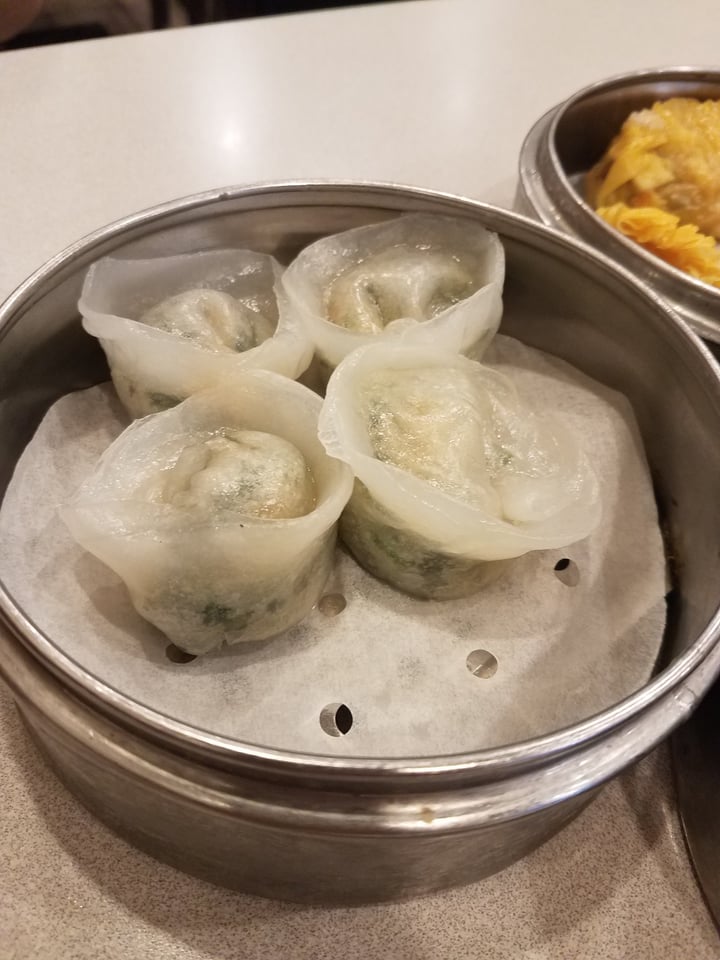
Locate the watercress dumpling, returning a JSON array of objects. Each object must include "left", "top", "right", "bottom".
[
  {"left": 319, "top": 343, "right": 600, "bottom": 600},
  {"left": 138, "top": 429, "right": 316, "bottom": 520},
  {"left": 140, "top": 288, "right": 275, "bottom": 353},
  {"left": 281, "top": 214, "right": 505, "bottom": 375},
  {"left": 79, "top": 249, "right": 313, "bottom": 418},
  {"left": 325, "top": 248, "right": 478, "bottom": 333},
  {"left": 62, "top": 372, "right": 353, "bottom": 654}
]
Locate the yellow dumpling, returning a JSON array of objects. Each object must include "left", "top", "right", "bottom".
[
  {"left": 596, "top": 203, "right": 720, "bottom": 287},
  {"left": 587, "top": 98, "right": 720, "bottom": 241}
]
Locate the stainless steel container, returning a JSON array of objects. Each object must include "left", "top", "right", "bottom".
[
  {"left": 2, "top": 182, "right": 720, "bottom": 904},
  {"left": 516, "top": 67, "right": 720, "bottom": 342}
]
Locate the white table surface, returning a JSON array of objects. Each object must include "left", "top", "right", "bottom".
[{"left": 1, "top": 1, "right": 719, "bottom": 957}]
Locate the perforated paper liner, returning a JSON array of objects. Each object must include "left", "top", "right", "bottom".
[{"left": 0, "top": 336, "right": 667, "bottom": 757}]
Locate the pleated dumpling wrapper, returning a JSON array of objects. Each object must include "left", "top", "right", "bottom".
[
  {"left": 281, "top": 214, "right": 505, "bottom": 374},
  {"left": 319, "top": 343, "right": 600, "bottom": 600},
  {"left": 61, "top": 372, "right": 354, "bottom": 655},
  {"left": 79, "top": 249, "right": 313, "bottom": 418}
]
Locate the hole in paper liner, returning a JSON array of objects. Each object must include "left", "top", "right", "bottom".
[
  {"left": 318, "top": 593, "right": 347, "bottom": 616},
  {"left": 320, "top": 703, "right": 353, "bottom": 736},
  {"left": 165, "top": 643, "right": 198, "bottom": 664},
  {"left": 554, "top": 558, "right": 580, "bottom": 586},
  {"left": 466, "top": 649, "right": 498, "bottom": 679}
]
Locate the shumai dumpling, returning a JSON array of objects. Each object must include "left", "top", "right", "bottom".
[
  {"left": 587, "top": 97, "right": 720, "bottom": 286},
  {"left": 587, "top": 98, "right": 720, "bottom": 235}
]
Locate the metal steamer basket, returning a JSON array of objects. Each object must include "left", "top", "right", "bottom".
[
  {"left": 2, "top": 183, "right": 720, "bottom": 905},
  {"left": 516, "top": 67, "right": 720, "bottom": 343}
]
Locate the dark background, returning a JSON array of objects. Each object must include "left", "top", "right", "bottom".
[{"left": 2, "top": 1, "right": 389, "bottom": 50}]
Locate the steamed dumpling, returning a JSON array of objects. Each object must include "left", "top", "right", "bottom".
[
  {"left": 326, "top": 249, "right": 478, "bottom": 334},
  {"left": 319, "top": 343, "right": 600, "bottom": 599},
  {"left": 282, "top": 214, "right": 505, "bottom": 374},
  {"left": 62, "top": 372, "right": 353, "bottom": 654},
  {"left": 138, "top": 429, "right": 316, "bottom": 520},
  {"left": 360, "top": 367, "right": 507, "bottom": 514},
  {"left": 79, "top": 249, "right": 313, "bottom": 418},
  {"left": 140, "top": 289, "right": 275, "bottom": 353}
]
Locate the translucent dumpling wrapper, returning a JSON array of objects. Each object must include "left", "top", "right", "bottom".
[
  {"left": 79, "top": 249, "right": 313, "bottom": 417},
  {"left": 319, "top": 343, "right": 600, "bottom": 599},
  {"left": 281, "top": 214, "right": 505, "bottom": 373},
  {"left": 61, "top": 372, "right": 354, "bottom": 654}
]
